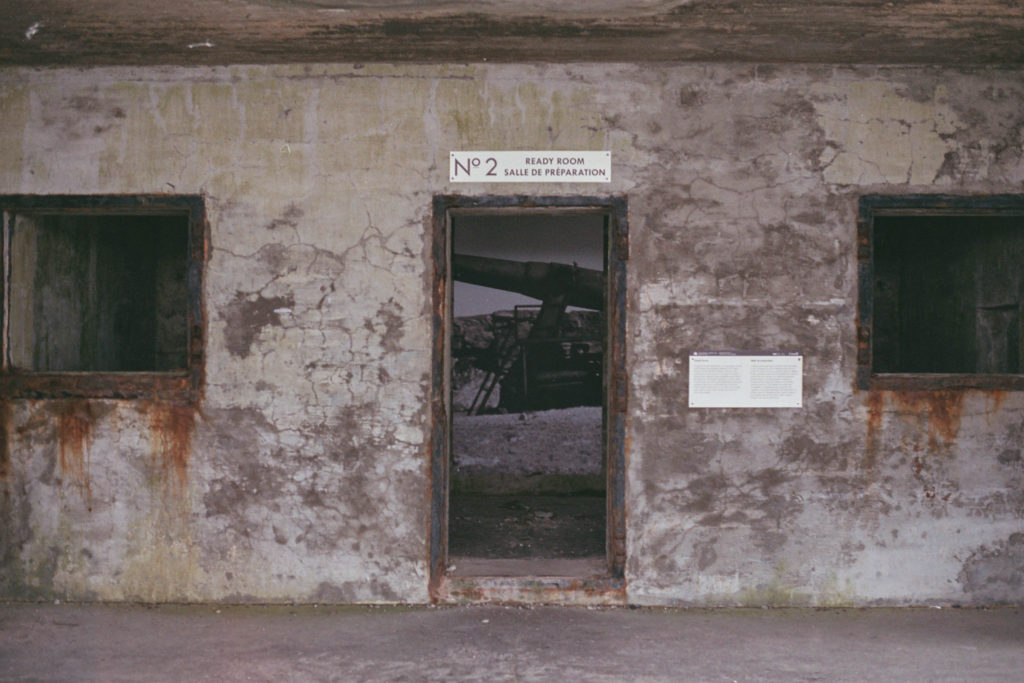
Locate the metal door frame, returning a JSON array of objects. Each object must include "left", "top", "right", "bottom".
[{"left": 428, "top": 194, "right": 628, "bottom": 602}]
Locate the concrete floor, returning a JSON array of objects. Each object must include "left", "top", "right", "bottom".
[
  {"left": 1, "top": 603, "right": 1022, "bottom": 681},
  {"left": 450, "top": 494, "right": 605, "bottom": 560}
]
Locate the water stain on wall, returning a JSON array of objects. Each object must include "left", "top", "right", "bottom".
[
  {"left": 958, "top": 532, "right": 1024, "bottom": 603},
  {"left": 265, "top": 204, "right": 304, "bottom": 231}
]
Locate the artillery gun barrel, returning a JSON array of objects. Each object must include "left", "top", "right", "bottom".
[{"left": 452, "top": 254, "right": 604, "bottom": 311}]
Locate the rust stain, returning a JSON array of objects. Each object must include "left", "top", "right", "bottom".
[
  {"left": 148, "top": 402, "right": 196, "bottom": 490},
  {"left": 912, "top": 456, "right": 925, "bottom": 476},
  {"left": 865, "top": 391, "right": 885, "bottom": 469},
  {"left": 0, "top": 400, "right": 10, "bottom": 479},
  {"left": 448, "top": 583, "right": 485, "bottom": 602},
  {"left": 987, "top": 390, "right": 1007, "bottom": 418},
  {"left": 891, "top": 390, "right": 965, "bottom": 445},
  {"left": 55, "top": 400, "right": 93, "bottom": 502},
  {"left": 866, "top": 390, "right": 969, "bottom": 467}
]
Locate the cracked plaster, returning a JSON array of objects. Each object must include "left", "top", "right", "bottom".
[{"left": 0, "top": 63, "right": 1022, "bottom": 605}]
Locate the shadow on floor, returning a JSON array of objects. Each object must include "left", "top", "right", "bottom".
[{"left": 449, "top": 493, "right": 604, "bottom": 559}]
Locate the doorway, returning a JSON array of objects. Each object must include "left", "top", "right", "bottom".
[{"left": 429, "top": 196, "right": 627, "bottom": 596}]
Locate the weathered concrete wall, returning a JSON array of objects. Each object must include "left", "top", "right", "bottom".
[{"left": 1, "top": 64, "right": 1022, "bottom": 605}]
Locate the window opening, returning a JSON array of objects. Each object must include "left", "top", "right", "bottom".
[
  {"left": 1, "top": 195, "right": 205, "bottom": 399},
  {"left": 859, "top": 195, "right": 1024, "bottom": 390}
]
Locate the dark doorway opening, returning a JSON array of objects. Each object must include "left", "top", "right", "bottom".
[
  {"left": 430, "top": 196, "right": 627, "bottom": 591},
  {"left": 450, "top": 212, "right": 605, "bottom": 572}
]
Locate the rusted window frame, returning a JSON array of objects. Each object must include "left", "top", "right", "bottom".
[
  {"left": 857, "top": 194, "right": 1024, "bottom": 391},
  {"left": 428, "top": 194, "right": 628, "bottom": 601},
  {"left": 0, "top": 194, "right": 206, "bottom": 400}
]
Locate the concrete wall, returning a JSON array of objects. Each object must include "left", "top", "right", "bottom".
[{"left": 1, "top": 63, "right": 1022, "bottom": 605}]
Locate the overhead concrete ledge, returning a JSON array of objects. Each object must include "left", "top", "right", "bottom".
[{"left": 1, "top": 0, "right": 1023, "bottom": 66}]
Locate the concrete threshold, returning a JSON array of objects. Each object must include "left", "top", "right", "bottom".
[{"left": 444, "top": 556, "right": 624, "bottom": 605}]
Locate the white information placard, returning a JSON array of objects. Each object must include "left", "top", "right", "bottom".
[
  {"left": 689, "top": 352, "right": 802, "bottom": 408},
  {"left": 450, "top": 151, "right": 611, "bottom": 183}
]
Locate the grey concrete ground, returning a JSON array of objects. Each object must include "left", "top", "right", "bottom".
[{"left": 1, "top": 603, "right": 1022, "bottom": 682}]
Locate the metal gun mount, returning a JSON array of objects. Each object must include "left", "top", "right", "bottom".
[{"left": 452, "top": 254, "right": 604, "bottom": 413}]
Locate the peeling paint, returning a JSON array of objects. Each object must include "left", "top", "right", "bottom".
[{"left": 220, "top": 292, "right": 296, "bottom": 358}]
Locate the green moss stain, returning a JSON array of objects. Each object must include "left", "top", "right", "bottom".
[
  {"left": 739, "top": 562, "right": 811, "bottom": 607},
  {"left": 817, "top": 572, "right": 857, "bottom": 607}
]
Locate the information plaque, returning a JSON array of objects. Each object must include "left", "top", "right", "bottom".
[
  {"left": 689, "top": 352, "right": 802, "bottom": 408},
  {"left": 450, "top": 151, "right": 611, "bottom": 183}
]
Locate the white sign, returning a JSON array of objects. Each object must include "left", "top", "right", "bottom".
[
  {"left": 450, "top": 151, "right": 611, "bottom": 183},
  {"left": 689, "top": 352, "right": 803, "bottom": 408}
]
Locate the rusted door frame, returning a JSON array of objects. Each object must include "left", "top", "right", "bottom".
[{"left": 428, "top": 194, "right": 628, "bottom": 601}]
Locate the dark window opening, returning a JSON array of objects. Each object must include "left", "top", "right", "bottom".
[
  {"left": 1, "top": 195, "right": 205, "bottom": 399},
  {"left": 859, "top": 195, "right": 1024, "bottom": 390}
]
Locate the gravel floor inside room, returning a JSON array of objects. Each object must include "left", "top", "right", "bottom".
[{"left": 450, "top": 407, "right": 606, "bottom": 573}]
